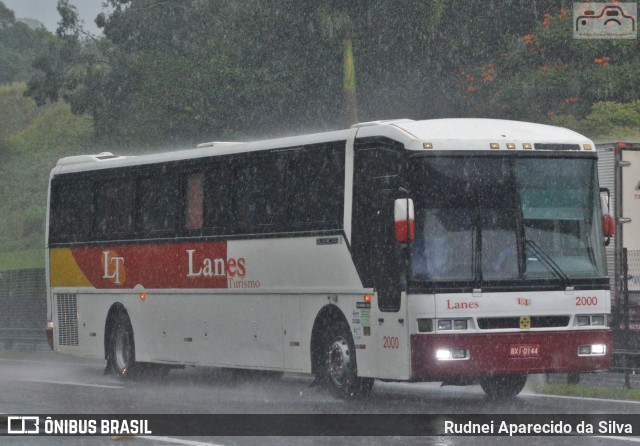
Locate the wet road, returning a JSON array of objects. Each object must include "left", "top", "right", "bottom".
[{"left": 0, "top": 353, "right": 639, "bottom": 445}]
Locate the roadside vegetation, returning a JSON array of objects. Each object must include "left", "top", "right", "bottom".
[
  {"left": 0, "top": 82, "right": 92, "bottom": 263},
  {"left": 531, "top": 382, "right": 640, "bottom": 402},
  {"left": 2, "top": 0, "right": 640, "bottom": 256}
]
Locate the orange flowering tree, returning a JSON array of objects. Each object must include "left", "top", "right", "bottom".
[{"left": 453, "top": 6, "right": 640, "bottom": 136}]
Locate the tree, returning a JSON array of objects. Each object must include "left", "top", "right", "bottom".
[
  {"left": 28, "top": 1, "right": 604, "bottom": 145},
  {"left": 0, "top": 1, "right": 15, "bottom": 28},
  {"left": 454, "top": 5, "right": 640, "bottom": 126},
  {"left": 0, "top": 2, "right": 54, "bottom": 84},
  {"left": 314, "top": 3, "right": 359, "bottom": 126}
]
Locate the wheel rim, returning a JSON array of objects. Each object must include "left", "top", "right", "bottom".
[
  {"left": 327, "top": 337, "right": 352, "bottom": 387},
  {"left": 114, "top": 328, "right": 132, "bottom": 371}
]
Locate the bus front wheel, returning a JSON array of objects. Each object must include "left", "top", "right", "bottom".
[
  {"left": 107, "top": 312, "right": 138, "bottom": 378},
  {"left": 321, "top": 321, "right": 374, "bottom": 399},
  {"left": 479, "top": 374, "right": 527, "bottom": 399}
]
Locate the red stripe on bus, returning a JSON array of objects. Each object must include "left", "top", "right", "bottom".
[{"left": 65, "top": 241, "right": 229, "bottom": 289}]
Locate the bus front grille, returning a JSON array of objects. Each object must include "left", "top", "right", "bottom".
[
  {"left": 477, "top": 316, "right": 570, "bottom": 330},
  {"left": 56, "top": 293, "right": 79, "bottom": 346}
]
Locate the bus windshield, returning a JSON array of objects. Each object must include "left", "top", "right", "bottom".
[{"left": 409, "top": 155, "right": 606, "bottom": 286}]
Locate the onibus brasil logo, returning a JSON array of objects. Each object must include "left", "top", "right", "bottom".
[{"left": 574, "top": 3, "right": 637, "bottom": 39}]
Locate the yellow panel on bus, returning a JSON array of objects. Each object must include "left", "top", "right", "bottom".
[{"left": 49, "top": 248, "right": 92, "bottom": 288}]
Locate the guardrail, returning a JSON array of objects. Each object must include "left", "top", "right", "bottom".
[
  {"left": 0, "top": 267, "right": 48, "bottom": 352},
  {"left": 0, "top": 327, "right": 48, "bottom": 352}
]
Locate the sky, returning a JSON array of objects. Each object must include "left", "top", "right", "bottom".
[{"left": 3, "top": 0, "right": 104, "bottom": 35}]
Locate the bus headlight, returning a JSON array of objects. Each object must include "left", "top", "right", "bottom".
[
  {"left": 578, "top": 344, "right": 606, "bottom": 356},
  {"left": 577, "top": 316, "right": 590, "bottom": 326},
  {"left": 437, "top": 319, "right": 469, "bottom": 331},
  {"left": 453, "top": 320, "right": 468, "bottom": 330},
  {"left": 436, "top": 348, "right": 468, "bottom": 360},
  {"left": 576, "top": 315, "right": 607, "bottom": 326},
  {"left": 438, "top": 320, "right": 452, "bottom": 331}
]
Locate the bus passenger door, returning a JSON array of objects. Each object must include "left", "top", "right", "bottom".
[
  {"left": 374, "top": 291, "right": 411, "bottom": 379},
  {"left": 352, "top": 140, "right": 411, "bottom": 379}
]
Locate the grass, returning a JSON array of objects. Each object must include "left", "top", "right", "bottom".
[
  {"left": 530, "top": 382, "right": 640, "bottom": 401},
  {"left": 0, "top": 249, "right": 44, "bottom": 271}
]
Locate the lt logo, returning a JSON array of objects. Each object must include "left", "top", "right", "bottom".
[
  {"left": 102, "top": 251, "right": 125, "bottom": 284},
  {"left": 519, "top": 316, "right": 531, "bottom": 330}
]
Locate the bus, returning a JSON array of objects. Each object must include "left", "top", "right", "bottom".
[{"left": 45, "top": 118, "right": 612, "bottom": 399}]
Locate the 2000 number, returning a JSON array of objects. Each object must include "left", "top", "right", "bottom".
[
  {"left": 383, "top": 336, "right": 399, "bottom": 349},
  {"left": 576, "top": 296, "right": 598, "bottom": 306}
]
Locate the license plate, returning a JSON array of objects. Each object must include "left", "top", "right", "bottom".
[{"left": 509, "top": 344, "right": 540, "bottom": 357}]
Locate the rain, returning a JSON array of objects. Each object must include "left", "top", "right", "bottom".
[{"left": 1, "top": 1, "right": 640, "bottom": 445}]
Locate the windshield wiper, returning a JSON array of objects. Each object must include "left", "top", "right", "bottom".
[{"left": 525, "top": 239, "right": 569, "bottom": 287}]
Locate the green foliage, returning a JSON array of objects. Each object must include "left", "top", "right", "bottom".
[
  {"left": 21, "top": 0, "right": 640, "bottom": 144},
  {"left": 547, "top": 99, "right": 640, "bottom": 142},
  {"left": 8, "top": 102, "right": 94, "bottom": 151},
  {"left": 0, "top": 1, "right": 15, "bottom": 28},
  {"left": 0, "top": 85, "right": 94, "bottom": 252},
  {"left": 0, "top": 82, "right": 50, "bottom": 142},
  {"left": 531, "top": 382, "right": 640, "bottom": 402},
  {"left": 0, "top": 2, "right": 55, "bottom": 84},
  {"left": 0, "top": 250, "right": 44, "bottom": 271},
  {"left": 4, "top": 0, "right": 640, "bottom": 253},
  {"left": 585, "top": 101, "right": 640, "bottom": 132},
  {"left": 457, "top": 6, "right": 640, "bottom": 129},
  {"left": 30, "top": 0, "right": 536, "bottom": 143}
]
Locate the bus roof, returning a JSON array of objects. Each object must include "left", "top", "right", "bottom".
[
  {"left": 53, "top": 118, "right": 595, "bottom": 174},
  {"left": 357, "top": 118, "right": 594, "bottom": 151}
]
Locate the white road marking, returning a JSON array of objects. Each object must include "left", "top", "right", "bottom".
[
  {"left": 594, "top": 436, "right": 640, "bottom": 443},
  {"left": 22, "top": 379, "right": 125, "bottom": 389},
  {"left": 523, "top": 391, "right": 640, "bottom": 405},
  {"left": 138, "top": 436, "right": 226, "bottom": 446}
]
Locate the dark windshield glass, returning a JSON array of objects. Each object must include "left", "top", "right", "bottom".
[
  {"left": 515, "top": 158, "right": 602, "bottom": 279},
  {"left": 409, "top": 156, "right": 605, "bottom": 285}
]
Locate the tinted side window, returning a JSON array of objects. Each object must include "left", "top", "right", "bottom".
[
  {"left": 95, "top": 176, "right": 135, "bottom": 238},
  {"left": 137, "top": 169, "right": 179, "bottom": 234},
  {"left": 203, "top": 162, "right": 234, "bottom": 234},
  {"left": 288, "top": 144, "right": 345, "bottom": 230},
  {"left": 49, "top": 176, "right": 92, "bottom": 243},
  {"left": 185, "top": 172, "right": 204, "bottom": 231},
  {"left": 232, "top": 154, "right": 288, "bottom": 234}
]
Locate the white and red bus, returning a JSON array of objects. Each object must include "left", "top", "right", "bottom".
[{"left": 45, "top": 118, "right": 611, "bottom": 399}]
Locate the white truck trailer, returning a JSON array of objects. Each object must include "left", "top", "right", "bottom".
[{"left": 597, "top": 142, "right": 640, "bottom": 375}]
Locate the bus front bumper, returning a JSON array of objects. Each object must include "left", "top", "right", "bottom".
[{"left": 410, "top": 330, "right": 611, "bottom": 380}]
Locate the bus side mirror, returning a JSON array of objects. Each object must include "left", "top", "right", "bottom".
[
  {"left": 600, "top": 187, "right": 614, "bottom": 243},
  {"left": 394, "top": 198, "right": 414, "bottom": 243}
]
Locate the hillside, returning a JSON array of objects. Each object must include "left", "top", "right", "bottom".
[{"left": 0, "top": 82, "right": 94, "bottom": 265}]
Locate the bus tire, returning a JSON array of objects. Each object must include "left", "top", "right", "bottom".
[
  {"left": 321, "top": 321, "right": 374, "bottom": 399},
  {"left": 479, "top": 374, "right": 527, "bottom": 400},
  {"left": 107, "top": 312, "right": 139, "bottom": 379}
]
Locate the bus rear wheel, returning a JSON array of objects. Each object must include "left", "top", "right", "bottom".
[
  {"left": 321, "top": 321, "right": 374, "bottom": 399},
  {"left": 479, "top": 374, "right": 527, "bottom": 400},
  {"left": 107, "top": 312, "right": 138, "bottom": 378}
]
